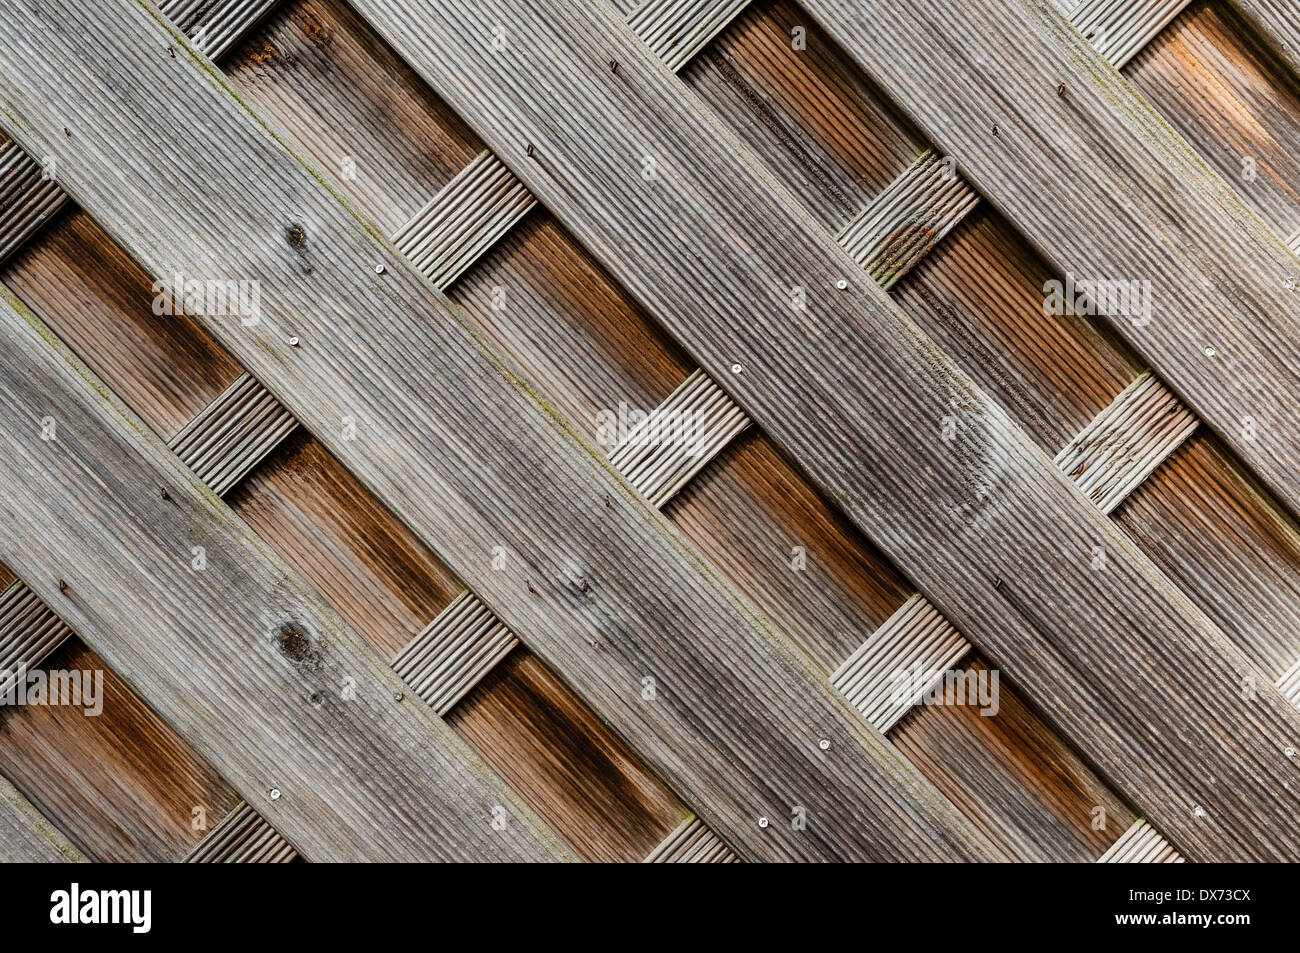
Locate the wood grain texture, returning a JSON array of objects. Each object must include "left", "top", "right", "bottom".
[
  {"left": 892, "top": 206, "right": 1142, "bottom": 452},
  {"left": 0, "top": 638, "right": 239, "bottom": 862},
  {"left": 227, "top": 429, "right": 462, "bottom": 658},
  {"left": 892, "top": 658, "right": 1138, "bottom": 862},
  {"left": 0, "top": 286, "right": 569, "bottom": 862},
  {"left": 0, "top": 768, "right": 85, "bottom": 862},
  {"left": 1227, "top": 0, "right": 1300, "bottom": 84},
  {"left": 2, "top": 208, "right": 243, "bottom": 441},
  {"left": 681, "top": 0, "right": 923, "bottom": 231},
  {"left": 1126, "top": 0, "right": 1300, "bottom": 236},
  {"left": 797, "top": 0, "right": 1300, "bottom": 525},
  {"left": 448, "top": 649, "right": 684, "bottom": 862},
  {"left": 336, "top": 0, "right": 1300, "bottom": 859},
  {"left": 0, "top": 0, "right": 995, "bottom": 862},
  {"left": 224, "top": 0, "right": 484, "bottom": 234},
  {"left": 1114, "top": 430, "right": 1300, "bottom": 681}
]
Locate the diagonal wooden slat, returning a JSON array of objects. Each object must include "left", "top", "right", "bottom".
[
  {"left": 0, "top": 288, "right": 569, "bottom": 863},
  {"left": 0, "top": 772, "right": 87, "bottom": 862},
  {"left": 1227, "top": 0, "right": 1300, "bottom": 84},
  {"left": 643, "top": 814, "right": 738, "bottom": 862},
  {"left": 627, "top": 0, "right": 752, "bottom": 72},
  {"left": 798, "top": 0, "right": 1300, "bottom": 528},
  {"left": 834, "top": 371, "right": 1197, "bottom": 734},
  {"left": 837, "top": 150, "right": 980, "bottom": 290},
  {"left": 168, "top": 371, "right": 298, "bottom": 497},
  {"left": 1097, "top": 818, "right": 1184, "bottom": 863},
  {"left": 392, "top": 150, "right": 537, "bottom": 292},
  {"left": 157, "top": 0, "right": 281, "bottom": 60},
  {"left": 0, "top": 0, "right": 996, "bottom": 862},
  {"left": 0, "top": 579, "right": 75, "bottom": 695},
  {"left": 335, "top": 0, "right": 1300, "bottom": 860},
  {"left": 185, "top": 801, "right": 297, "bottom": 863},
  {"left": 1061, "top": 0, "right": 1194, "bottom": 69},
  {"left": 0, "top": 141, "right": 69, "bottom": 267}
]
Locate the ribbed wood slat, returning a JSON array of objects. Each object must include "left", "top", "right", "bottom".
[
  {"left": 392, "top": 150, "right": 536, "bottom": 291},
  {"left": 1053, "top": 372, "right": 1198, "bottom": 515},
  {"left": 0, "top": 772, "right": 86, "bottom": 863},
  {"left": 837, "top": 150, "right": 980, "bottom": 290},
  {"left": 1063, "top": 0, "right": 1194, "bottom": 69},
  {"left": 168, "top": 372, "right": 298, "bottom": 497},
  {"left": 1097, "top": 819, "right": 1185, "bottom": 863},
  {"left": 1228, "top": 0, "right": 1300, "bottom": 84},
  {"left": 1277, "top": 659, "right": 1300, "bottom": 708},
  {"left": 831, "top": 594, "right": 971, "bottom": 734},
  {"left": 185, "top": 801, "right": 297, "bottom": 863},
  {"left": 643, "top": 815, "right": 738, "bottom": 863},
  {"left": 157, "top": 0, "right": 280, "bottom": 59},
  {"left": 324, "top": 0, "right": 1300, "bottom": 861},
  {"left": 1288, "top": 228, "right": 1300, "bottom": 256},
  {"left": 799, "top": 0, "right": 1300, "bottom": 532},
  {"left": 0, "top": 142, "right": 68, "bottom": 267},
  {"left": 627, "top": 0, "right": 752, "bottom": 72},
  {"left": 608, "top": 369, "right": 751, "bottom": 508},
  {"left": 0, "top": 580, "right": 73, "bottom": 697},
  {"left": 392, "top": 591, "right": 518, "bottom": 716},
  {"left": 0, "top": 0, "right": 996, "bottom": 862},
  {"left": 0, "top": 289, "right": 568, "bottom": 862}
]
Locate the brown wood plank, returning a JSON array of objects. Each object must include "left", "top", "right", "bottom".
[
  {"left": 334, "top": 0, "right": 1300, "bottom": 859},
  {"left": 892, "top": 658, "right": 1138, "bottom": 862},
  {"left": 227, "top": 429, "right": 462, "bottom": 659},
  {"left": 0, "top": 638, "right": 240, "bottom": 862},
  {"left": 226, "top": 0, "right": 484, "bottom": 234},
  {"left": 0, "top": 0, "right": 992, "bottom": 861},
  {"left": 0, "top": 286, "right": 569, "bottom": 862},
  {"left": 681, "top": 0, "right": 924, "bottom": 231},
  {"left": 1228, "top": 0, "right": 1300, "bottom": 84},
  {"left": 892, "top": 206, "right": 1143, "bottom": 452},
  {"left": 1127, "top": 0, "right": 1300, "bottom": 236},
  {"left": 1114, "top": 430, "right": 1300, "bottom": 681},
  {"left": 2, "top": 208, "right": 243, "bottom": 441},
  {"left": 448, "top": 212, "right": 695, "bottom": 437},
  {"left": 448, "top": 649, "right": 684, "bottom": 862}
]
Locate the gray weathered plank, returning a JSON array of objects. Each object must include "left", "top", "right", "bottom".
[
  {"left": 0, "top": 771, "right": 87, "bottom": 862},
  {"left": 332, "top": 0, "right": 1300, "bottom": 860},
  {"left": 0, "top": 287, "right": 568, "bottom": 863},
  {"left": 0, "top": 0, "right": 995, "bottom": 862},
  {"left": 1227, "top": 0, "right": 1300, "bottom": 83},
  {"left": 797, "top": 0, "right": 1300, "bottom": 526}
]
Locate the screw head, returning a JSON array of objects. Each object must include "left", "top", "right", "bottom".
[
  {"left": 288, "top": 336, "right": 300, "bottom": 347},
  {"left": 836, "top": 279, "right": 847, "bottom": 290},
  {"left": 394, "top": 691, "right": 404, "bottom": 702},
  {"left": 1193, "top": 805, "right": 1206, "bottom": 818},
  {"left": 1286, "top": 747, "right": 1296, "bottom": 757},
  {"left": 374, "top": 263, "right": 386, "bottom": 274},
  {"left": 269, "top": 788, "right": 281, "bottom": 801},
  {"left": 1203, "top": 346, "right": 1215, "bottom": 357},
  {"left": 757, "top": 816, "right": 769, "bottom": 828},
  {"left": 730, "top": 362, "right": 743, "bottom": 374},
  {"left": 818, "top": 739, "right": 830, "bottom": 750}
]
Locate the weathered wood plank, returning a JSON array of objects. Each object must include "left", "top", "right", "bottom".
[
  {"left": 798, "top": 0, "right": 1300, "bottom": 523},
  {"left": 0, "top": 771, "right": 86, "bottom": 862},
  {"left": 1227, "top": 0, "right": 1300, "bottom": 83},
  {"left": 0, "top": 0, "right": 994, "bottom": 862},
  {"left": 332, "top": 0, "right": 1300, "bottom": 860},
  {"left": 1097, "top": 818, "right": 1184, "bottom": 863},
  {"left": 0, "top": 287, "right": 567, "bottom": 862}
]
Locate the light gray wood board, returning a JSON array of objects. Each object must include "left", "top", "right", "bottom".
[
  {"left": 0, "top": 288, "right": 568, "bottom": 863},
  {"left": 0, "top": 771, "right": 87, "bottom": 862},
  {"left": 796, "top": 0, "right": 1300, "bottom": 524},
  {"left": 0, "top": 0, "right": 996, "bottom": 862},
  {"left": 1228, "top": 0, "right": 1300, "bottom": 83},
  {"left": 334, "top": 0, "right": 1300, "bottom": 860}
]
